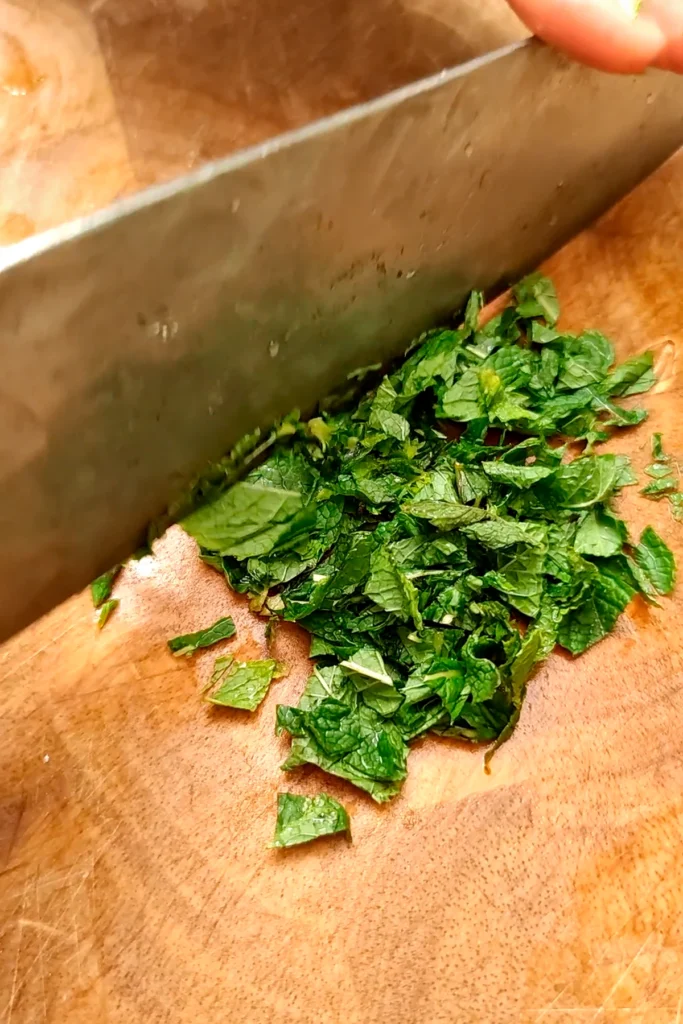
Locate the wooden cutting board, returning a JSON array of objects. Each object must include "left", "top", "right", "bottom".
[{"left": 2, "top": 4, "right": 683, "bottom": 1024}]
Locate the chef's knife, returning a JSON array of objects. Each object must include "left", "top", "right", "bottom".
[{"left": 2, "top": 38, "right": 683, "bottom": 641}]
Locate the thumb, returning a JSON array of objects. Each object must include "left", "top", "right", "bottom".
[{"left": 507, "top": 0, "right": 666, "bottom": 73}]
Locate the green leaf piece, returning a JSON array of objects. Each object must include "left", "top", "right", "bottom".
[
  {"left": 480, "top": 461, "right": 554, "bottom": 489},
  {"left": 513, "top": 273, "right": 560, "bottom": 324},
  {"left": 272, "top": 792, "right": 350, "bottom": 848},
  {"left": 97, "top": 598, "right": 119, "bottom": 629},
  {"left": 91, "top": 565, "right": 122, "bottom": 608},
  {"left": 574, "top": 509, "right": 628, "bottom": 558},
  {"left": 182, "top": 482, "right": 311, "bottom": 559},
  {"left": 634, "top": 526, "right": 676, "bottom": 596},
  {"left": 167, "top": 616, "right": 236, "bottom": 656},
  {"left": 208, "top": 657, "right": 284, "bottom": 711}
]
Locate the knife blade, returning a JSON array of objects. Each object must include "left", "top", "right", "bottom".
[{"left": 2, "top": 38, "right": 683, "bottom": 641}]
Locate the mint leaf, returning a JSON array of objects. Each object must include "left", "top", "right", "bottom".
[
  {"left": 97, "top": 598, "right": 119, "bottom": 629},
  {"left": 558, "top": 331, "right": 615, "bottom": 391},
  {"left": 480, "top": 461, "right": 554, "bottom": 489},
  {"left": 550, "top": 455, "right": 624, "bottom": 508},
  {"left": 461, "top": 518, "right": 546, "bottom": 549},
  {"left": 340, "top": 647, "right": 404, "bottom": 717},
  {"left": 641, "top": 478, "right": 678, "bottom": 498},
  {"left": 167, "top": 616, "right": 236, "bottom": 656},
  {"left": 364, "top": 547, "right": 422, "bottom": 629},
  {"left": 558, "top": 559, "right": 636, "bottom": 655},
  {"left": 513, "top": 273, "right": 560, "bottom": 324},
  {"left": 272, "top": 793, "right": 350, "bottom": 848},
  {"left": 634, "top": 526, "right": 676, "bottom": 596},
  {"left": 183, "top": 482, "right": 310, "bottom": 558},
  {"left": 208, "top": 657, "right": 283, "bottom": 711},
  {"left": 402, "top": 500, "right": 489, "bottom": 529},
  {"left": 91, "top": 565, "right": 122, "bottom": 607},
  {"left": 602, "top": 351, "right": 655, "bottom": 397},
  {"left": 574, "top": 509, "right": 628, "bottom": 558}
]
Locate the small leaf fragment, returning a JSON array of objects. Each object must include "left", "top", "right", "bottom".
[
  {"left": 271, "top": 792, "right": 350, "bottom": 848},
  {"left": 208, "top": 658, "right": 285, "bottom": 711},
  {"left": 97, "top": 598, "right": 119, "bottom": 629},
  {"left": 634, "top": 526, "right": 676, "bottom": 596},
  {"left": 91, "top": 566, "right": 122, "bottom": 608},
  {"left": 167, "top": 616, "right": 236, "bottom": 656}
]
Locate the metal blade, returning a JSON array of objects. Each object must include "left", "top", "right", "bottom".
[{"left": 2, "top": 38, "right": 683, "bottom": 640}]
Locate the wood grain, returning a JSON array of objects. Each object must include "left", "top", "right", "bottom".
[
  {"left": 0, "top": 0, "right": 523, "bottom": 237},
  {"left": 2, "top": 3, "right": 683, "bottom": 1024}
]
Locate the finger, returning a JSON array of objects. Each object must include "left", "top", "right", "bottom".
[
  {"left": 507, "top": 0, "right": 666, "bottom": 73},
  {"left": 646, "top": 0, "right": 683, "bottom": 71}
]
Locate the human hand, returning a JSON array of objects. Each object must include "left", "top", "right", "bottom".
[{"left": 507, "top": 0, "right": 683, "bottom": 73}]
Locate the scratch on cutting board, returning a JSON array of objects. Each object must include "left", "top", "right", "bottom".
[
  {"left": 534, "top": 930, "right": 657, "bottom": 1021},
  {"left": 589, "top": 932, "right": 656, "bottom": 1020},
  {"left": 16, "top": 918, "right": 69, "bottom": 939},
  {"left": 5, "top": 865, "right": 93, "bottom": 1021},
  {"left": 0, "top": 620, "right": 79, "bottom": 687},
  {"left": 5, "top": 878, "right": 30, "bottom": 1024}
]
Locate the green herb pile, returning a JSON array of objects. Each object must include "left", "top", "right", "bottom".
[{"left": 173, "top": 273, "right": 677, "bottom": 820}]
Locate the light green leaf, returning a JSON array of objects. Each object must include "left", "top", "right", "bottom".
[
  {"left": 208, "top": 657, "right": 283, "bottom": 711},
  {"left": 97, "top": 598, "right": 119, "bottom": 629},
  {"left": 602, "top": 351, "right": 655, "bottom": 397},
  {"left": 272, "top": 793, "right": 350, "bottom": 848},
  {"left": 403, "top": 500, "right": 489, "bottom": 529},
  {"left": 438, "top": 368, "right": 483, "bottom": 421},
  {"left": 462, "top": 518, "right": 546, "bottom": 549},
  {"left": 481, "top": 461, "right": 554, "bottom": 489},
  {"left": 183, "top": 482, "right": 310, "bottom": 558},
  {"left": 514, "top": 273, "right": 560, "bottom": 324}
]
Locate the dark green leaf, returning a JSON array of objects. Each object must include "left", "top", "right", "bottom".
[
  {"left": 558, "top": 558, "right": 636, "bottom": 655},
  {"left": 558, "top": 331, "right": 614, "bottom": 390},
  {"left": 634, "top": 526, "right": 676, "bottom": 596},
  {"left": 91, "top": 565, "right": 122, "bottom": 608},
  {"left": 438, "top": 368, "right": 483, "bottom": 421},
  {"left": 574, "top": 509, "right": 628, "bottom": 558},
  {"left": 167, "top": 616, "right": 236, "bottom": 656},
  {"left": 484, "top": 548, "right": 545, "bottom": 617},
  {"left": 340, "top": 647, "right": 404, "bottom": 716},
  {"left": 364, "top": 547, "right": 422, "bottom": 629},
  {"left": 549, "top": 455, "right": 624, "bottom": 509}
]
